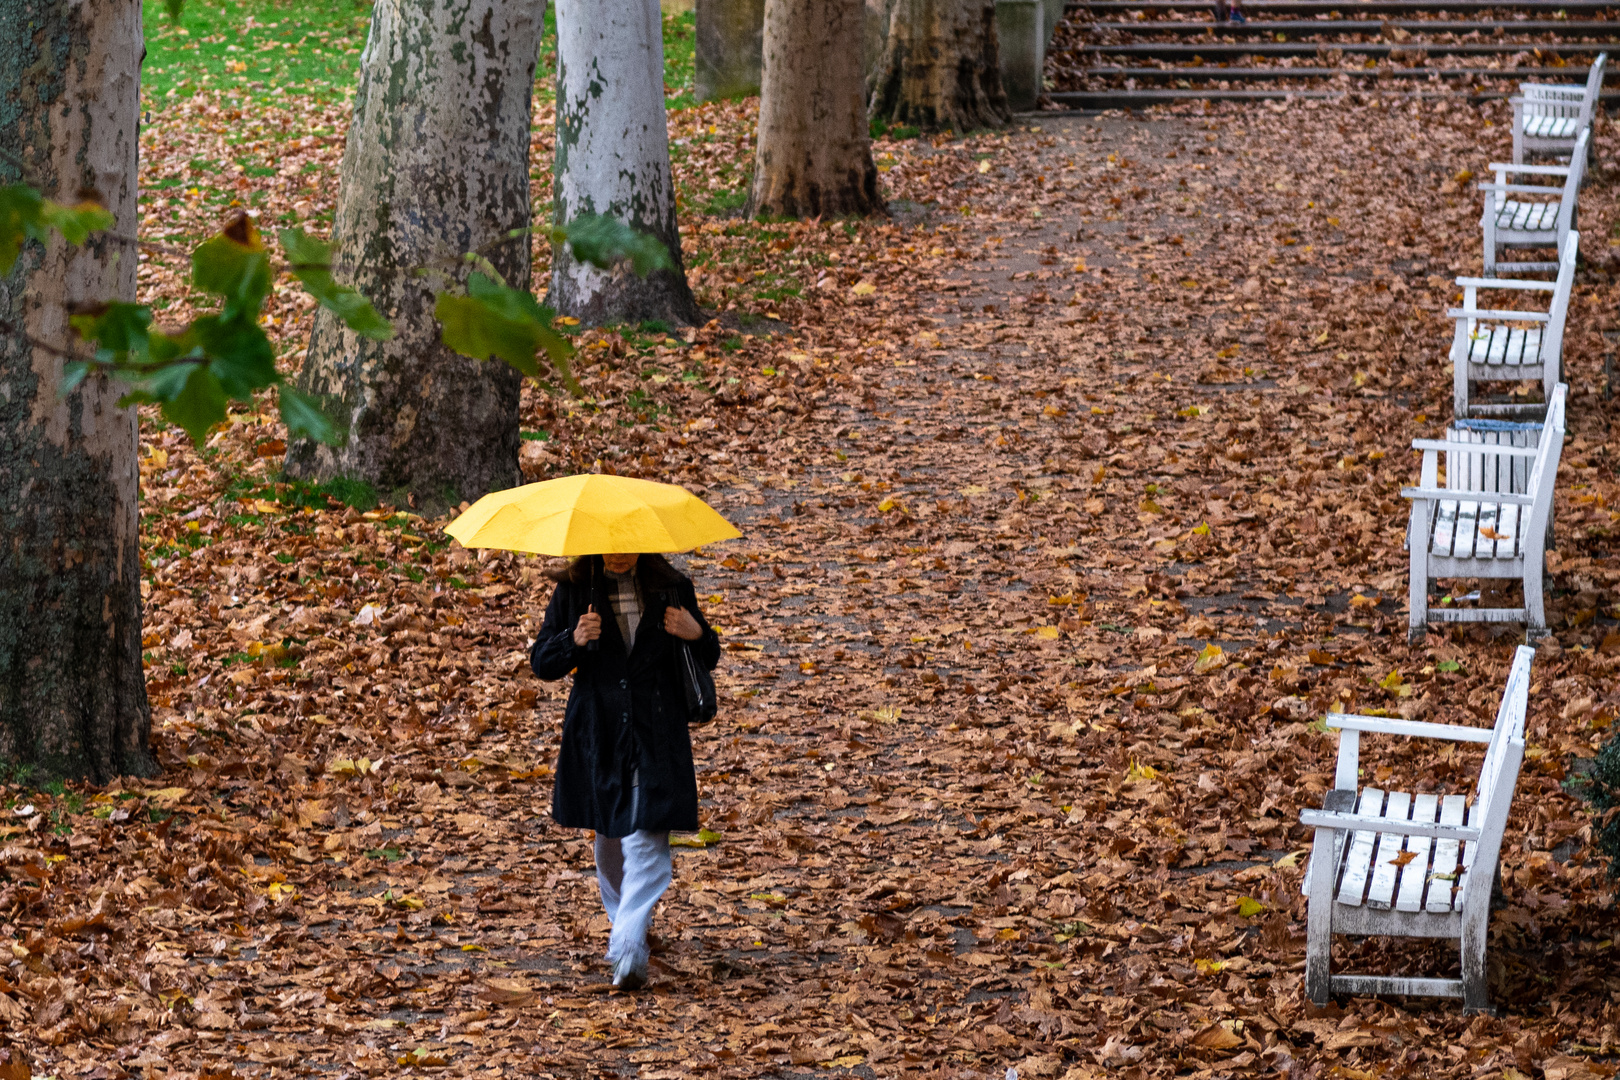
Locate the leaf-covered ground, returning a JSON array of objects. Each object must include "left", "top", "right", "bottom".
[{"left": 7, "top": 51, "right": 1620, "bottom": 1080}]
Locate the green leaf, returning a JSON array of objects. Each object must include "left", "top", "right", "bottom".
[
  {"left": 278, "top": 228, "right": 392, "bottom": 340},
  {"left": 1436, "top": 659, "right": 1462, "bottom": 673},
  {"left": 559, "top": 214, "right": 674, "bottom": 277},
  {"left": 68, "top": 302, "right": 153, "bottom": 367},
  {"left": 192, "top": 314, "right": 276, "bottom": 400},
  {"left": 162, "top": 364, "right": 228, "bottom": 445},
  {"left": 60, "top": 361, "right": 90, "bottom": 396},
  {"left": 0, "top": 184, "right": 43, "bottom": 275},
  {"left": 434, "top": 272, "right": 580, "bottom": 395},
  {"left": 277, "top": 384, "right": 346, "bottom": 446},
  {"left": 192, "top": 216, "right": 271, "bottom": 319},
  {"left": 0, "top": 184, "right": 113, "bottom": 276},
  {"left": 37, "top": 198, "right": 115, "bottom": 247}
]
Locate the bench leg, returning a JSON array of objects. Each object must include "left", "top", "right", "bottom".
[
  {"left": 1524, "top": 558, "right": 1547, "bottom": 642},
  {"left": 1408, "top": 516, "right": 1429, "bottom": 645},
  {"left": 1460, "top": 914, "right": 1494, "bottom": 1015},
  {"left": 1482, "top": 214, "right": 1496, "bottom": 277},
  {"left": 1304, "top": 831, "right": 1338, "bottom": 1006}
]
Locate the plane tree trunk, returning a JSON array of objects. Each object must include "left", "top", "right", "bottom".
[
  {"left": 550, "top": 0, "right": 701, "bottom": 327},
  {"left": 0, "top": 0, "right": 156, "bottom": 782},
  {"left": 285, "top": 0, "right": 544, "bottom": 510},
  {"left": 749, "top": 0, "right": 883, "bottom": 219},
  {"left": 867, "top": 0, "right": 1009, "bottom": 133}
]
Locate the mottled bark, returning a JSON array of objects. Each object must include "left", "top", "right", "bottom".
[
  {"left": 867, "top": 0, "right": 1008, "bottom": 133},
  {"left": 0, "top": 0, "right": 155, "bottom": 781},
  {"left": 286, "top": 0, "right": 543, "bottom": 510},
  {"left": 750, "top": 0, "right": 882, "bottom": 219},
  {"left": 551, "top": 0, "right": 700, "bottom": 327}
]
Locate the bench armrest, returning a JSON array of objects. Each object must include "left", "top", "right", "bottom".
[
  {"left": 1486, "top": 161, "right": 1574, "bottom": 176},
  {"left": 1478, "top": 183, "right": 1564, "bottom": 195},
  {"left": 1401, "top": 487, "right": 1536, "bottom": 505},
  {"left": 1299, "top": 809, "right": 1482, "bottom": 842},
  {"left": 1447, "top": 307, "right": 1551, "bottom": 322},
  {"left": 1453, "top": 276, "right": 1558, "bottom": 291},
  {"left": 1326, "top": 712, "right": 1497, "bottom": 743},
  {"left": 1410, "top": 440, "right": 1540, "bottom": 458}
]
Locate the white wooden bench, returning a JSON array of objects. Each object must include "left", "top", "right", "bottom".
[
  {"left": 1405, "top": 383, "right": 1566, "bottom": 644},
  {"left": 1301, "top": 644, "right": 1533, "bottom": 1014},
  {"left": 1450, "top": 231, "right": 1577, "bottom": 421},
  {"left": 1480, "top": 128, "right": 1588, "bottom": 277},
  {"left": 1512, "top": 53, "right": 1605, "bottom": 165}
]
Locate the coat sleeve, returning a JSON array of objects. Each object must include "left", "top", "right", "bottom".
[
  {"left": 530, "top": 582, "right": 580, "bottom": 681},
  {"left": 680, "top": 579, "right": 722, "bottom": 672}
]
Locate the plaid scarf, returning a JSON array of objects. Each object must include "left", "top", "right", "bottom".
[{"left": 605, "top": 569, "right": 642, "bottom": 651}]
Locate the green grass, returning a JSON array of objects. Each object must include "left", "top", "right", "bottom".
[
  {"left": 144, "top": 1, "right": 698, "bottom": 111},
  {"left": 142, "top": 0, "right": 372, "bottom": 107}
]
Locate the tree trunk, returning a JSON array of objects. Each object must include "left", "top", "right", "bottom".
[
  {"left": 551, "top": 0, "right": 701, "bottom": 327},
  {"left": 0, "top": 0, "right": 155, "bottom": 782},
  {"left": 285, "top": 0, "right": 543, "bottom": 510},
  {"left": 749, "top": 0, "right": 882, "bottom": 219},
  {"left": 867, "top": 0, "right": 1008, "bottom": 133}
]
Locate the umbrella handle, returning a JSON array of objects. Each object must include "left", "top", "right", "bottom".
[{"left": 586, "top": 568, "right": 600, "bottom": 652}]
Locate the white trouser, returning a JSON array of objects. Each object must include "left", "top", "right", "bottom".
[{"left": 594, "top": 828, "right": 672, "bottom": 971}]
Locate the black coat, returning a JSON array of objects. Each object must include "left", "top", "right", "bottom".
[{"left": 529, "top": 555, "right": 720, "bottom": 838}]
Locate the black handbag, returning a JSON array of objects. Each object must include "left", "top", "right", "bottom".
[{"left": 665, "top": 591, "right": 718, "bottom": 725}]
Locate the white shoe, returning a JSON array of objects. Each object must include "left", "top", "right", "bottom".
[{"left": 612, "top": 954, "right": 647, "bottom": 990}]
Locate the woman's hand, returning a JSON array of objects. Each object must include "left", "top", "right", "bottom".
[
  {"left": 573, "top": 606, "right": 602, "bottom": 647},
  {"left": 664, "top": 606, "right": 703, "bottom": 642}
]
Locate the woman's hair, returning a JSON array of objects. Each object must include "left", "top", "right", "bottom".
[{"left": 547, "top": 553, "right": 687, "bottom": 586}]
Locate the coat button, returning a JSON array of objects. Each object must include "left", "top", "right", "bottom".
[{"left": 620, "top": 679, "right": 628, "bottom": 689}]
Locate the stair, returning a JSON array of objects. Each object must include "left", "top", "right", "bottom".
[{"left": 1046, "top": 0, "right": 1620, "bottom": 109}]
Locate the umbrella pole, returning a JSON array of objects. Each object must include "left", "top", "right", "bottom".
[{"left": 587, "top": 556, "right": 600, "bottom": 653}]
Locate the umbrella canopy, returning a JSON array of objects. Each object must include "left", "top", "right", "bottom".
[{"left": 444, "top": 473, "right": 741, "bottom": 556}]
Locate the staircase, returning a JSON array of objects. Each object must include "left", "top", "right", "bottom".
[{"left": 1046, "top": 0, "right": 1620, "bottom": 109}]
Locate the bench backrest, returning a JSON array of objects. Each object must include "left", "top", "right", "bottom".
[
  {"left": 1541, "top": 230, "right": 1581, "bottom": 368},
  {"left": 1520, "top": 53, "right": 1605, "bottom": 127},
  {"left": 1556, "top": 130, "right": 1591, "bottom": 237},
  {"left": 1521, "top": 382, "right": 1568, "bottom": 558},
  {"left": 1458, "top": 645, "right": 1534, "bottom": 916},
  {"left": 1446, "top": 419, "right": 1541, "bottom": 495}
]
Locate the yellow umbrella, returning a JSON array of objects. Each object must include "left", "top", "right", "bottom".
[{"left": 444, "top": 473, "right": 741, "bottom": 556}]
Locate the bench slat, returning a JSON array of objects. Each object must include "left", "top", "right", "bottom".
[
  {"left": 1397, "top": 793, "right": 1440, "bottom": 913},
  {"left": 1427, "top": 794, "right": 1468, "bottom": 913},
  {"left": 1335, "top": 788, "right": 1385, "bottom": 907},
  {"left": 1366, "top": 791, "right": 1412, "bottom": 910}
]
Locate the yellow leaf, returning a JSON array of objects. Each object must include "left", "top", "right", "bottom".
[
  {"left": 555, "top": 316, "right": 580, "bottom": 326},
  {"left": 1274, "top": 849, "right": 1308, "bottom": 868},
  {"left": 1349, "top": 594, "right": 1379, "bottom": 609},
  {"left": 1126, "top": 758, "right": 1159, "bottom": 782},
  {"left": 977, "top": 159, "right": 991, "bottom": 174},
  {"left": 671, "top": 828, "right": 724, "bottom": 849},
  {"left": 1034, "top": 626, "right": 1061, "bottom": 640},
  {"left": 1235, "top": 896, "right": 1266, "bottom": 917},
  {"left": 852, "top": 281, "right": 877, "bottom": 296},
  {"left": 1388, "top": 850, "right": 1418, "bottom": 868},
  {"left": 146, "top": 446, "right": 169, "bottom": 468},
  {"left": 1190, "top": 523, "right": 1210, "bottom": 536},
  {"left": 1193, "top": 643, "right": 1226, "bottom": 674},
  {"left": 1194, "top": 958, "right": 1226, "bottom": 975},
  {"left": 1072, "top": 258, "right": 1087, "bottom": 272},
  {"left": 144, "top": 787, "right": 191, "bottom": 807},
  {"left": 1139, "top": 498, "right": 1164, "bottom": 514},
  {"left": 876, "top": 497, "right": 897, "bottom": 512},
  {"left": 266, "top": 881, "right": 299, "bottom": 902},
  {"left": 1313, "top": 330, "right": 1330, "bottom": 345},
  {"left": 1379, "top": 669, "right": 1404, "bottom": 690}
]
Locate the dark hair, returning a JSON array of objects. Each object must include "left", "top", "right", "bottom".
[{"left": 546, "top": 553, "right": 687, "bottom": 587}]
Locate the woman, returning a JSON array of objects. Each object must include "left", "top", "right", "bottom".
[{"left": 530, "top": 551, "right": 720, "bottom": 990}]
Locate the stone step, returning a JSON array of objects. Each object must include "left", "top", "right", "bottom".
[
  {"left": 1074, "top": 63, "right": 1617, "bottom": 79},
  {"left": 1070, "top": 0, "right": 1620, "bottom": 14},
  {"left": 1042, "top": 86, "right": 1603, "bottom": 105},
  {"left": 1086, "top": 18, "right": 1620, "bottom": 36},
  {"left": 1075, "top": 38, "right": 1613, "bottom": 56}
]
